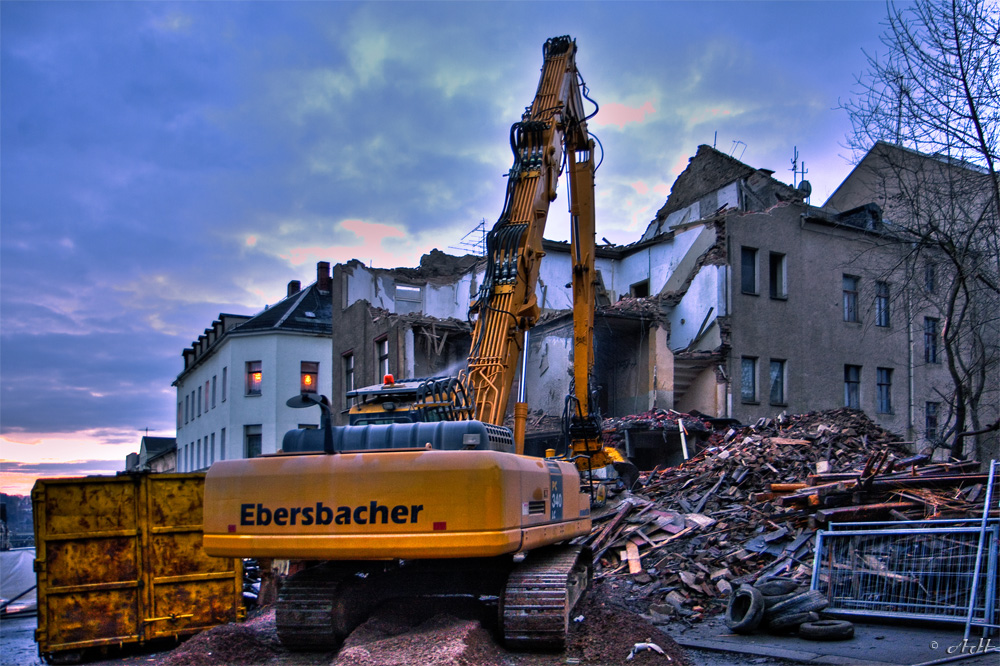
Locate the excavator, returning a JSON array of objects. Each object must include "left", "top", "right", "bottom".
[{"left": 202, "top": 35, "right": 615, "bottom": 651}]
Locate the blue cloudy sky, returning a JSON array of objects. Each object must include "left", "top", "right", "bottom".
[{"left": 1, "top": 0, "right": 891, "bottom": 494}]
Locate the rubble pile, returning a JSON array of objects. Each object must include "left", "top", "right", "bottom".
[
  {"left": 601, "top": 409, "right": 712, "bottom": 445},
  {"left": 585, "top": 408, "right": 990, "bottom": 621}
]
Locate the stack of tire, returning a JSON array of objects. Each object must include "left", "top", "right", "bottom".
[{"left": 724, "top": 577, "right": 854, "bottom": 640}]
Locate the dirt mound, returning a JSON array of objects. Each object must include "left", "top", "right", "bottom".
[
  {"left": 152, "top": 594, "right": 689, "bottom": 666},
  {"left": 566, "top": 595, "right": 690, "bottom": 665},
  {"left": 157, "top": 618, "right": 280, "bottom": 665}
]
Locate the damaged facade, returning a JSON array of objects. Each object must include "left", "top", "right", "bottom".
[
  {"left": 328, "top": 145, "right": 969, "bottom": 453},
  {"left": 167, "top": 144, "right": 990, "bottom": 463}
]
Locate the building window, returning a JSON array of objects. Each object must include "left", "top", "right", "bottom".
[
  {"left": 844, "top": 365, "right": 862, "bottom": 409},
  {"left": 245, "top": 424, "right": 262, "bottom": 459},
  {"left": 301, "top": 361, "right": 319, "bottom": 394},
  {"left": 220, "top": 428, "right": 226, "bottom": 461},
  {"left": 630, "top": 280, "right": 649, "bottom": 298},
  {"left": 211, "top": 375, "right": 217, "bottom": 408},
  {"left": 197, "top": 386, "right": 202, "bottom": 417},
  {"left": 926, "top": 402, "right": 940, "bottom": 442},
  {"left": 177, "top": 401, "right": 183, "bottom": 429},
  {"left": 769, "top": 252, "right": 786, "bottom": 299},
  {"left": 246, "top": 361, "right": 262, "bottom": 395},
  {"left": 344, "top": 352, "right": 355, "bottom": 408},
  {"left": 210, "top": 432, "right": 216, "bottom": 465},
  {"left": 375, "top": 337, "right": 389, "bottom": 381},
  {"left": 925, "top": 262, "right": 936, "bottom": 292},
  {"left": 769, "top": 359, "right": 786, "bottom": 405},
  {"left": 222, "top": 366, "right": 228, "bottom": 402},
  {"left": 204, "top": 380, "right": 210, "bottom": 413},
  {"left": 843, "top": 275, "right": 859, "bottom": 322},
  {"left": 741, "top": 246, "right": 758, "bottom": 295},
  {"left": 395, "top": 284, "right": 423, "bottom": 314},
  {"left": 924, "top": 318, "right": 939, "bottom": 363},
  {"left": 740, "top": 356, "right": 757, "bottom": 402},
  {"left": 875, "top": 281, "right": 890, "bottom": 327},
  {"left": 196, "top": 438, "right": 202, "bottom": 469},
  {"left": 184, "top": 395, "right": 189, "bottom": 424},
  {"left": 877, "top": 367, "right": 893, "bottom": 414},
  {"left": 188, "top": 443, "right": 193, "bottom": 472}
]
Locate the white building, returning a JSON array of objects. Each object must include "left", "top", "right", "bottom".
[{"left": 173, "top": 262, "right": 333, "bottom": 471}]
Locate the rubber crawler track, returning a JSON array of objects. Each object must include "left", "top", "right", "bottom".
[
  {"left": 501, "top": 545, "right": 592, "bottom": 650},
  {"left": 276, "top": 564, "right": 358, "bottom": 651}
]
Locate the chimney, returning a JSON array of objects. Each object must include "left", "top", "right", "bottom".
[
  {"left": 317, "top": 261, "right": 331, "bottom": 292},
  {"left": 287, "top": 280, "right": 301, "bottom": 297}
]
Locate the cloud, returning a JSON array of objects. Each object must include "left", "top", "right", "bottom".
[{"left": 593, "top": 101, "right": 655, "bottom": 129}]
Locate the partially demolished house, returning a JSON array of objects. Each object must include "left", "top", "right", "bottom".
[{"left": 329, "top": 145, "right": 957, "bottom": 453}]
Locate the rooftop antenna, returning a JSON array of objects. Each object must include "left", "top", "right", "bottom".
[
  {"left": 730, "top": 140, "right": 747, "bottom": 161},
  {"left": 789, "top": 146, "right": 808, "bottom": 188},
  {"left": 449, "top": 218, "right": 488, "bottom": 257},
  {"left": 790, "top": 146, "right": 811, "bottom": 203}
]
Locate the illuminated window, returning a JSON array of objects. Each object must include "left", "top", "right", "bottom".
[
  {"left": 300, "top": 361, "right": 319, "bottom": 394},
  {"left": 246, "top": 361, "right": 262, "bottom": 395}
]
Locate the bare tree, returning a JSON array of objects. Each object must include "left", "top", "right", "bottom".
[{"left": 839, "top": 0, "right": 999, "bottom": 461}]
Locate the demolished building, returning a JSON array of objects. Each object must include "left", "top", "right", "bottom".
[{"left": 327, "top": 145, "right": 959, "bottom": 455}]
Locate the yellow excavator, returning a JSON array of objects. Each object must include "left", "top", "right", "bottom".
[{"left": 202, "top": 35, "right": 615, "bottom": 651}]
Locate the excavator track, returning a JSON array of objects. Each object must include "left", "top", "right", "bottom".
[
  {"left": 276, "top": 563, "right": 366, "bottom": 651},
  {"left": 501, "top": 545, "right": 592, "bottom": 650}
]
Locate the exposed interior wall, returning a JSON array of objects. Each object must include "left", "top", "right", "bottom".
[
  {"left": 669, "top": 264, "right": 725, "bottom": 351},
  {"left": 649, "top": 326, "right": 674, "bottom": 411},
  {"left": 675, "top": 365, "right": 724, "bottom": 416}
]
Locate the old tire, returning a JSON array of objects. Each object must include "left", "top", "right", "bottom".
[
  {"left": 762, "top": 591, "right": 798, "bottom": 611},
  {"left": 799, "top": 619, "right": 855, "bottom": 641},
  {"left": 766, "top": 610, "right": 813, "bottom": 633},
  {"left": 754, "top": 577, "right": 800, "bottom": 596},
  {"left": 767, "top": 589, "right": 829, "bottom": 616},
  {"left": 725, "top": 585, "right": 765, "bottom": 634}
]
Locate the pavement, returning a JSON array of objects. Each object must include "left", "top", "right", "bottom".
[{"left": 668, "top": 615, "right": 999, "bottom": 666}]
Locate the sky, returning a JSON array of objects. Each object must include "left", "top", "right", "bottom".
[{"left": 0, "top": 0, "right": 894, "bottom": 495}]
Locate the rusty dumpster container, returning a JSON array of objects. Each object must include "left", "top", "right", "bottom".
[{"left": 32, "top": 473, "right": 243, "bottom": 661}]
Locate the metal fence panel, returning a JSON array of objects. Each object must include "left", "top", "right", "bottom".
[{"left": 812, "top": 522, "right": 999, "bottom": 627}]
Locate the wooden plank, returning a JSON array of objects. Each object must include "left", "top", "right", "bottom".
[{"left": 625, "top": 541, "right": 642, "bottom": 575}]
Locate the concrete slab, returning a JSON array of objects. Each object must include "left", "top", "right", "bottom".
[{"left": 667, "top": 616, "right": 999, "bottom": 666}]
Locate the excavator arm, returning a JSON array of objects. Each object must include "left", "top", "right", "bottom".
[{"left": 468, "top": 36, "right": 604, "bottom": 471}]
